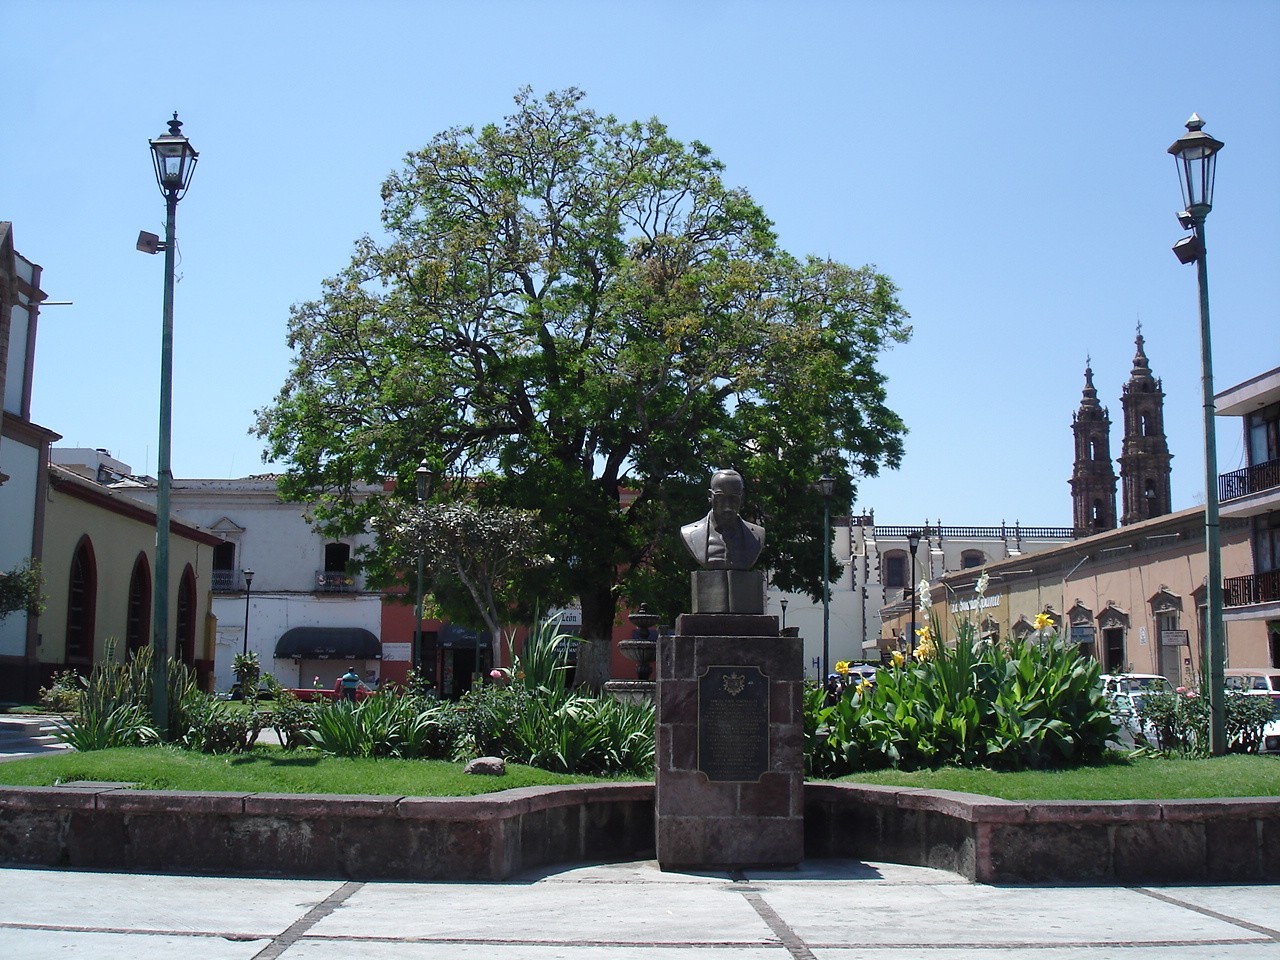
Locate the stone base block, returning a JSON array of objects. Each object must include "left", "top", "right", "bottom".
[
  {"left": 655, "top": 632, "right": 804, "bottom": 871},
  {"left": 691, "top": 569, "right": 765, "bottom": 614}
]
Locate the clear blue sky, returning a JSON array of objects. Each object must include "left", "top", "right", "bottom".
[{"left": 5, "top": 1, "right": 1277, "bottom": 528}]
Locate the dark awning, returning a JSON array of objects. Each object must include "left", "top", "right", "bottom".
[{"left": 275, "top": 627, "right": 381, "bottom": 660}]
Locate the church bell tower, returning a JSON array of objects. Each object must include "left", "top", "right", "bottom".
[
  {"left": 1118, "top": 329, "right": 1173, "bottom": 525},
  {"left": 1071, "top": 361, "right": 1117, "bottom": 535}
]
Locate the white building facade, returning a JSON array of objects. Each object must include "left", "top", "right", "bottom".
[
  {"left": 768, "top": 514, "right": 1076, "bottom": 678},
  {"left": 106, "top": 473, "right": 385, "bottom": 692}
]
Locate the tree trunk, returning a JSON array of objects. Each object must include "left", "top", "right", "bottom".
[{"left": 574, "top": 586, "right": 618, "bottom": 693}]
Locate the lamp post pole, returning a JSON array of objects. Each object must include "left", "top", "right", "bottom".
[
  {"left": 413, "top": 460, "right": 434, "bottom": 678},
  {"left": 907, "top": 530, "right": 921, "bottom": 655},
  {"left": 146, "top": 114, "right": 198, "bottom": 732},
  {"left": 1168, "top": 114, "right": 1226, "bottom": 755},
  {"left": 779, "top": 598, "right": 788, "bottom": 632},
  {"left": 818, "top": 475, "right": 835, "bottom": 678},
  {"left": 241, "top": 569, "right": 254, "bottom": 657}
]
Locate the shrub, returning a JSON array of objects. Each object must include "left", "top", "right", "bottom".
[
  {"left": 806, "top": 612, "right": 1114, "bottom": 776},
  {"left": 54, "top": 702, "right": 157, "bottom": 751},
  {"left": 1138, "top": 684, "right": 1276, "bottom": 756},
  {"left": 305, "top": 693, "right": 457, "bottom": 760},
  {"left": 40, "top": 670, "right": 84, "bottom": 714},
  {"left": 180, "top": 697, "right": 260, "bottom": 753},
  {"left": 52, "top": 643, "right": 199, "bottom": 749}
]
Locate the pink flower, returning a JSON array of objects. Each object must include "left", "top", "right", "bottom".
[
  {"left": 1176, "top": 686, "right": 1186, "bottom": 694},
  {"left": 489, "top": 669, "right": 503, "bottom": 680}
]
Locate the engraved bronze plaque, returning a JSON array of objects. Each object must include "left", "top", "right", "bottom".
[{"left": 697, "top": 664, "right": 769, "bottom": 782}]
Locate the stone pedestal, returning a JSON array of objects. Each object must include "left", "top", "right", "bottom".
[{"left": 655, "top": 613, "right": 804, "bottom": 870}]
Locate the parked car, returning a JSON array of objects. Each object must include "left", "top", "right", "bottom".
[
  {"left": 1235, "top": 690, "right": 1280, "bottom": 755},
  {"left": 1224, "top": 668, "right": 1280, "bottom": 693},
  {"left": 1100, "top": 673, "right": 1176, "bottom": 698},
  {"left": 1100, "top": 674, "right": 1175, "bottom": 743}
]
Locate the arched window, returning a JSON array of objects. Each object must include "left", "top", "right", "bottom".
[
  {"left": 960, "top": 550, "right": 986, "bottom": 569},
  {"left": 126, "top": 554, "right": 152, "bottom": 655},
  {"left": 175, "top": 565, "right": 198, "bottom": 666},
  {"left": 65, "top": 537, "right": 97, "bottom": 663}
]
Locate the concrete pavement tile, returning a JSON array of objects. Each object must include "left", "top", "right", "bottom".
[
  {"left": 761, "top": 884, "right": 1270, "bottom": 948},
  {"left": 816, "top": 948, "right": 1280, "bottom": 959},
  {"left": 1137, "top": 885, "right": 1280, "bottom": 936},
  {"left": 286, "top": 942, "right": 788, "bottom": 959},
  {"left": 740, "top": 859, "right": 969, "bottom": 884},
  {"left": 0, "top": 929, "right": 269, "bottom": 960},
  {"left": 514, "top": 858, "right": 735, "bottom": 884},
  {"left": 0, "top": 867, "right": 340, "bottom": 936},
  {"left": 313, "top": 880, "right": 777, "bottom": 945}
]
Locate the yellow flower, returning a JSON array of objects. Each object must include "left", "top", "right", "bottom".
[
  {"left": 856, "top": 677, "right": 873, "bottom": 694},
  {"left": 1033, "top": 612, "right": 1055, "bottom": 632},
  {"left": 913, "top": 638, "right": 937, "bottom": 662},
  {"left": 890, "top": 650, "right": 906, "bottom": 668},
  {"left": 834, "top": 660, "right": 851, "bottom": 676}
]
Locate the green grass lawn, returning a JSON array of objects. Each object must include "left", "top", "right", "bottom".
[
  {"left": 0, "top": 746, "right": 632, "bottom": 796},
  {"left": 840, "top": 753, "right": 1280, "bottom": 800},
  {"left": 2, "top": 747, "right": 1276, "bottom": 800}
]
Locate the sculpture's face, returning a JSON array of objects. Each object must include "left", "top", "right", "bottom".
[{"left": 709, "top": 475, "right": 743, "bottom": 525}]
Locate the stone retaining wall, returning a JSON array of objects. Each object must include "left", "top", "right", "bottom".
[
  {"left": 805, "top": 782, "right": 1280, "bottom": 883},
  {"left": 0, "top": 782, "right": 654, "bottom": 881},
  {"left": 3, "top": 781, "right": 1276, "bottom": 883}
]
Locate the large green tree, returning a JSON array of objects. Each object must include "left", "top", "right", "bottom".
[{"left": 257, "top": 88, "right": 909, "bottom": 684}]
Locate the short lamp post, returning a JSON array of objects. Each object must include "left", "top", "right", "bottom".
[
  {"left": 413, "top": 459, "right": 435, "bottom": 676},
  {"left": 241, "top": 569, "right": 254, "bottom": 657},
  {"left": 1169, "top": 113, "right": 1227, "bottom": 755},
  {"left": 143, "top": 113, "right": 198, "bottom": 731},
  {"left": 817, "top": 474, "right": 835, "bottom": 678},
  {"left": 907, "top": 530, "right": 922, "bottom": 654},
  {"left": 779, "top": 598, "right": 788, "bottom": 632}
]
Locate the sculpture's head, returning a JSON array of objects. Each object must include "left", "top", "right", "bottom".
[{"left": 708, "top": 469, "right": 744, "bottom": 526}]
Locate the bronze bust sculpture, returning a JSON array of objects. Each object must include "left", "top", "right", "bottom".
[{"left": 680, "top": 469, "right": 765, "bottom": 570}]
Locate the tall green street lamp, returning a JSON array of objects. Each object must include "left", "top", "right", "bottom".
[
  {"left": 143, "top": 114, "right": 198, "bottom": 731},
  {"left": 1168, "top": 113, "right": 1226, "bottom": 755},
  {"left": 817, "top": 474, "right": 835, "bottom": 678},
  {"left": 413, "top": 460, "right": 435, "bottom": 676}
]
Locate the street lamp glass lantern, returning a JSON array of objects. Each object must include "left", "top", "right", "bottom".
[
  {"left": 1168, "top": 114, "right": 1223, "bottom": 218},
  {"left": 150, "top": 113, "right": 199, "bottom": 198},
  {"left": 242, "top": 568, "right": 254, "bottom": 589},
  {"left": 907, "top": 530, "right": 921, "bottom": 553},
  {"left": 817, "top": 474, "right": 835, "bottom": 499},
  {"left": 415, "top": 459, "right": 434, "bottom": 503}
]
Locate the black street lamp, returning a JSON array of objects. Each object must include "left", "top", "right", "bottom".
[
  {"left": 779, "top": 598, "right": 788, "bottom": 632},
  {"left": 413, "top": 459, "right": 435, "bottom": 675},
  {"left": 143, "top": 113, "right": 198, "bottom": 731},
  {"left": 241, "top": 569, "right": 254, "bottom": 657},
  {"left": 817, "top": 474, "right": 835, "bottom": 678},
  {"left": 1168, "top": 113, "right": 1226, "bottom": 755},
  {"left": 907, "top": 530, "right": 922, "bottom": 655}
]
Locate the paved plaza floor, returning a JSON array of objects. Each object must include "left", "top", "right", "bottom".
[{"left": 1, "top": 860, "right": 1277, "bottom": 959}]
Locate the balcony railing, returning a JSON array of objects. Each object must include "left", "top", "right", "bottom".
[
  {"left": 316, "top": 570, "right": 358, "bottom": 593},
  {"left": 1220, "top": 458, "right": 1280, "bottom": 503},
  {"left": 1223, "top": 570, "right": 1280, "bottom": 608},
  {"left": 871, "top": 524, "right": 1077, "bottom": 540},
  {"left": 212, "top": 569, "right": 242, "bottom": 593}
]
